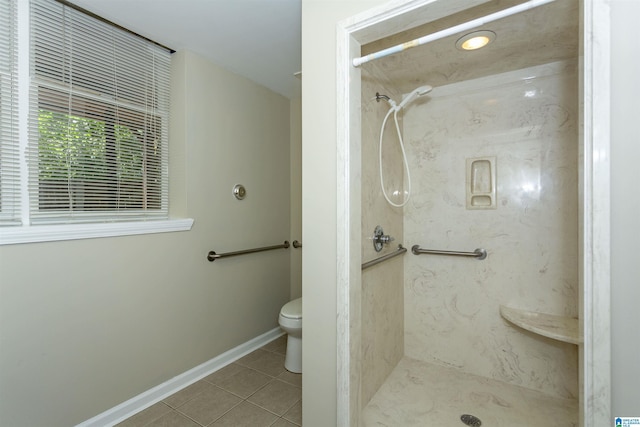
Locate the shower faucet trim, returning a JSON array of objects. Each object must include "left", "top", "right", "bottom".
[{"left": 373, "top": 225, "right": 395, "bottom": 252}]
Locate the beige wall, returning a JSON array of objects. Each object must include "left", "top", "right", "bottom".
[
  {"left": 0, "top": 50, "right": 292, "bottom": 426},
  {"left": 360, "top": 67, "right": 404, "bottom": 407},
  {"left": 610, "top": 0, "right": 640, "bottom": 416},
  {"left": 403, "top": 61, "right": 579, "bottom": 399},
  {"left": 290, "top": 95, "right": 303, "bottom": 300},
  {"left": 301, "top": 1, "right": 388, "bottom": 425}
]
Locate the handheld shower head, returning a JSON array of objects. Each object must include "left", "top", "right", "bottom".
[
  {"left": 376, "top": 83, "right": 433, "bottom": 208},
  {"left": 397, "top": 85, "right": 433, "bottom": 109}
]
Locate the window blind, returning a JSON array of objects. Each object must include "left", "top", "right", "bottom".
[
  {"left": 0, "top": 0, "right": 20, "bottom": 225},
  {"left": 29, "top": 0, "right": 170, "bottom": 224}
]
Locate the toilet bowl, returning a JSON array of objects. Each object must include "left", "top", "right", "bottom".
[{"left": 279, "top": 297, "right": 302, "bottom": 373}]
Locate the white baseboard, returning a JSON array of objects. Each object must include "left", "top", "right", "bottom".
[{"left": 76, "top": 327, "right": 285, "bottom": 427}]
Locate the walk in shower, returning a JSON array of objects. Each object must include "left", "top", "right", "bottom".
[{"left": 337, "top": 0, "right": 610, "bottom": 425}]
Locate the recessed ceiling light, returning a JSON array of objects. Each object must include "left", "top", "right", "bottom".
[{"left": 455, "top": 30, "right": 496, "bottom": 51}]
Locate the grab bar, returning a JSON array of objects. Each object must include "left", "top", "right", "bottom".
[
  {"left": 411, "top": 245, "right": 487, "bottom": 260},
  {"left": 362, "top": 245, "right": 407, "bottom": 270},
  {"left": 208, "top": 241, "right": 290, "bottom": 262}
]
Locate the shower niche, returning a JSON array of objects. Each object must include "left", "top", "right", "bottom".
[
  {"left": 354, "top": 0, "right": 585, "bottom": 425},
  {"left": 466, "top": 156, "right": 496, "bottom": 209}
]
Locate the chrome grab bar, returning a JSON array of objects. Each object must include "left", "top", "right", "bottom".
[
  {"left": 411, "top": 245, "right": 487, "bottom": 260},
  {"left": 362, "top": 245, "right": 407, "bottom": 270},
  {"left": 208, "top": 241, "right": 290, "bottom": 262}
]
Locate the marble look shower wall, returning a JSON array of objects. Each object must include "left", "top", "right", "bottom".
[
  {"left": 403, "top": 60, "right": 579, "bottom": 399},
  {"left": 360, "top": 66, "right": 405, "bottom": 407}
]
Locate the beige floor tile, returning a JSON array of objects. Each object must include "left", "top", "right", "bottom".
[
  {"left": 203, "top": 363, "right": 245, "bottom": 385},
  {"left": 270, "top": 419, "right": 298, "bottom": 427},
  {"left": 236, "top": 349, "right": 286, "bottom": 377},
  {"left": 277, "top": 370, "right": 302, "bottom": 388},
  {"left": 236, "top": 349, "right": 268, "bottom": 365},
  {"left": 248, "top": 379, "right": 301, "bottom": 416},
  {"left": 216, "top": 366, "right": 273, "bottom": 398},
  {"left": 146, "top": 410, "right": 200, "bottom": 427},
  {"left": 118, "top": 346, "right": 304, "bottom": 427},
  {"left": 115, "top": 402, "right": 172, "bottom": 427},
  {"left": 210, "top": 401, "right": 278, "bottom": 427},
  {"left": 282, "top": 399, "right": 302, "bottom": 426},
  {"left": 176, "top": 385, "right": 242, "bottom": 425},
  {"left": 261, "top": 335, "right": 287, "bottom": 355},
  {"left": 162, "top": 380, "right": 213, "bottom": 409}
]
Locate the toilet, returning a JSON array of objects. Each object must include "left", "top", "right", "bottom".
[{"left": 278, "top": 297, "right": 302, "bottom": 373}]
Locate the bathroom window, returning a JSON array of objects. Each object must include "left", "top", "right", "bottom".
[
  {"left": 28, "top": 0, "right": 170, "bottom": 224},
  {"left": 0, "top": 0, "right": 19, "bottom": 226},
  {"left": 0, "top": 0, "right": 193, "bottom": 245}
]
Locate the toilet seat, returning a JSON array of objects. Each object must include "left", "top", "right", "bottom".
[{"left": 280, "top": 297, "right": 302, "bottom": 319}]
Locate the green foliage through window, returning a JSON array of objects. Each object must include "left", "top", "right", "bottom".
[{"left": 37, "top": 109, "right": 161, "bottom": 211}]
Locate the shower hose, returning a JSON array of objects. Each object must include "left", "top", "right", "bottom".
[{"left": 379, "top": 106, "right": 411, "bottom": 207}]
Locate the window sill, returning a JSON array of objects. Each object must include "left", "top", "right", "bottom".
[{"left": 0, "top": 218, "right": 194, "bottom": 245}]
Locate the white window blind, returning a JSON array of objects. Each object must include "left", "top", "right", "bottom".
[
  {"left": 29, "top": 0, "right": 170, "bottom": 224},
  {"left": 0, "top": 0, "right": 20, "bottom": 225}
]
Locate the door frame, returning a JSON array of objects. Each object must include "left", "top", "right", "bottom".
[{"left": 335, "top": 0, "right": 611, "bottom": 425}]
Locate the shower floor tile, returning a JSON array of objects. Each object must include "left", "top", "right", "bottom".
[{"left": 362, "top": 356, "right": 577, "bottom": 427}]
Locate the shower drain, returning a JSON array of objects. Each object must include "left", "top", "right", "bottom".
[{"left": 460, "top": 414, "right": 482, "bottom": 426}]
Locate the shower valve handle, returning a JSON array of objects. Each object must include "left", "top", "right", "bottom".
[
  {"left": 372, "top": 225, "right": 395, "bottom": 252},
  {"left": 379, "top": 235, "right": 394, "bottom": 244}
]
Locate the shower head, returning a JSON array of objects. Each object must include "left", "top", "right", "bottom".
[{"left": 397, "top": 85, "right": 433, "bottom": 109}]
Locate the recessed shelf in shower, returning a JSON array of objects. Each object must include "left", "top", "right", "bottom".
[{"left": 466, "top": 156, "right": 496, "bottom": 209}]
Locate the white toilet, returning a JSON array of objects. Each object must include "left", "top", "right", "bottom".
[{"left": 278, "top": 297, "right": 302, "bottom": 373}]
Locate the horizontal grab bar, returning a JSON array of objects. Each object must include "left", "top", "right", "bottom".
[
  {"left": 411, "top": 245, "right": 487, "bottom": 260},
  {"left": 362, "top": 245, "right": 407, "bottom": 270},
  {"left": 208, "top": 241, "right": 290, "bottom": 262}
]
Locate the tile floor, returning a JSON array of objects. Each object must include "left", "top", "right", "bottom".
[
  {"left": 362, "top": 356, "right": 578, "bottom": 426},
  {"left": 116, "top": 335, "right": 301, "bottom": 427}
]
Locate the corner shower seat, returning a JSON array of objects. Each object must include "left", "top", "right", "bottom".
[{"left": 499, "top": 305, "right": 581, "bottom": 345}]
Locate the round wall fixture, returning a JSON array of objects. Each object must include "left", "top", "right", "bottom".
[
  {"left": 233, "top": 184, "right": 247, "bottom": 200},
  {"left": 455, "top": 30, "right": 496, "bottom": 51}
]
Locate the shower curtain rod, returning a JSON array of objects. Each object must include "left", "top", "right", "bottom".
[{"left": 352, "top": 0, "right": 555, "bottom": 68}]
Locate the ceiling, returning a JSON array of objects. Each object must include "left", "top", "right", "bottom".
[
  {"left": 68, "top": 0, "right": 302, "bottom": 99},
  {"left": 362, "top": 0, "right": 579, "bottom": 94},
  {"left": 66, "top": 0, "right": 577, "bottom": 101}
]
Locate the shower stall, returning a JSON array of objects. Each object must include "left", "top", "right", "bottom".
[{"left": 336, "top": 0, "right": 610, "bottom": 426}]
